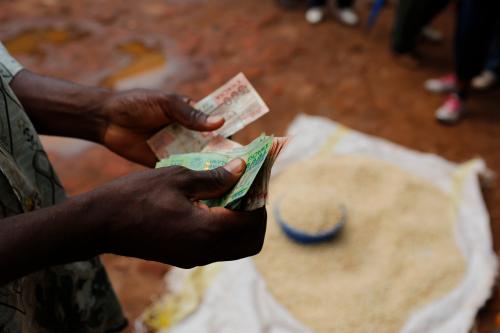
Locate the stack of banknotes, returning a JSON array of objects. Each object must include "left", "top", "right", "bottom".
[{"left": 148, "top": 73, "right": 288, "bottom": 211}]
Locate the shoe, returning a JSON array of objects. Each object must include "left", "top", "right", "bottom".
[
  {"left": 306, "top": 7, "right": 324, "bottom": 24},
  {"left": 435, "top": 94, "right": 465, "bottom": 124},
  {"left": 421, "top": 26, "right": 443, "bottom": 43},
  {"left": 336, "top": 8, "right": 359, "bottom": 26},
  {"left": 472, "top": 70, "right": 497, "bottom": 90},
  {"left": 424, "top": 74, "right": 457, "bottom": 93}
]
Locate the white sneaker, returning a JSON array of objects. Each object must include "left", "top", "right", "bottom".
[
  {"left": 472, "top": 70, "right": 497, "bottom": 90},
  {"left": 424, "top": 74, "right": 457, "bottom": 94},
  {"left": 305, "top": 7, "right": 324, "bottom": 24},
  {"left": 336, "top": 8, "right": 359, "bottom": 26},
  {"left": 435, "top": 94, "right": 465, "bottom": 124},
  {"left": 421, "top": 26, "right": 443, "bottom": 43}
]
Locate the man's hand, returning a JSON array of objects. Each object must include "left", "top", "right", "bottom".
[
  {"left": 99, "top": 90, "right": 224, "bottom": 167},
  {"left": 93, "top": 158, "right": 266, "bottom": 268},
  {"left": 0, "top": 158, "right": 267, "bottom": 283},
  {"left": 10, "top": 70, "right": 223, "bottom": 167}
]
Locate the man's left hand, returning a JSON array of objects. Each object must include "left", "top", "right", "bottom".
[{"left": 99, "top": 89, "right": 224, "bottom": 167}]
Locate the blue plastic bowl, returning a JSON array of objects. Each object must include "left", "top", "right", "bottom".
[{"left": 273, "top": 200, "right": 347, "bottom": 245}]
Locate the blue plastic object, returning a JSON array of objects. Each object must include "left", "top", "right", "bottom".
[
  {"left": 273, "top": 200, "right": 347, "bottom": 245},
  {"left": 367, "top": 0, "right": 386, "bottom": 29}
]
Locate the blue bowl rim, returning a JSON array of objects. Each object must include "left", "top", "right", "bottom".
[{"left": 273, "top": 198, "right": 347, "bottom": 244}]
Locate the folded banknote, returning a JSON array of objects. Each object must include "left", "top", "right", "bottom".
[{"left": 148, "top": 73, "right": 269, "bottom": 159}]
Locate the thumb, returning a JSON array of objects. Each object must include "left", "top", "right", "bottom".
[
  {"left": 185, "top": 159, "right": 246, "bottom": 200},
  {"left": 166, "top": 94, "right": 225, "bottom": 131}
]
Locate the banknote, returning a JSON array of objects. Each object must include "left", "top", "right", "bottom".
[
  {"left": 239, "top": 136, "right": 288, "bottom": 210},
  {"left": 156, "top": 135, "right": 288, "bottom": 210},
  {"left": 148, "top": 73, "right": 269, "bottom": 159},
  {"left": 157, "top": 135, "right": 273, "bottom": 208},
  {"left": 201, "top": 136, "right": 242, "bottom": 153}
]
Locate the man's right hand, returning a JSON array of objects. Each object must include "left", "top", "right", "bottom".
[
  {"left": 90, "top": 158, "right": 267, "bottom": 268},
  {"left": 0, "top": 158, "right": 266, "bottom": 284}
]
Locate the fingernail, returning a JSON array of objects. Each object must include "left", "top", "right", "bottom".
[
  {"left": 207, "top": 115, "right": 224, "bottom": 125},
  {"left": 224, "top": 159, "right": 245, "bottom": 175}
]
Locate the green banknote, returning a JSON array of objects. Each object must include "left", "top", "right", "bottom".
[{"left": 156, "top": 135, "right": 274, "bottom": 208}]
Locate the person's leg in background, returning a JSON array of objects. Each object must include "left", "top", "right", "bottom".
[
  {"left": 472, "top": 26, "right": 500, "bottom": 89},
  {"left": 308, "top": 0, "right": 325, "bottom": 5},
  {"left": 277, "top": 0, "right": 300, "bottom": 9},
  {"left": 435, "top": 0, "right": 500, "bottom": 123},
  {"left": 392, "top": 0, "right": 451, "bottom": 66}
]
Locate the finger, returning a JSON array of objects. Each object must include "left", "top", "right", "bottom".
[
  {"left": 165, "top": 95, "right": 225, "bottom": 131},
  {"left": 182, "top": 159, "right": 246, "bottom": 200},
  {"left": 130, "top": 146, "right": 157, "bottom": 168},
  {"left": 179, "top": 95, "right": 196, "bottom": 107},
  {"left": 104, "top": 125, "right": 158, "bottom": 167},
  {"left": 179, "top": 95, "right": 193, "bottom": 104},
  {"left": 197, "top": 207, "right": 267, "bottom": 263}
]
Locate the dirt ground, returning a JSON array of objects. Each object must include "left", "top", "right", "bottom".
[{"left": 1, "top": 0, "right": 500, "bottom": 331}]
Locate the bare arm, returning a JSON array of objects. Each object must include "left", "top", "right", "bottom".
[
  {"left": 0, "top": 160, "right": 267, "bottom": 285},
  {"left": 10, "top": 69, "right": 110, "bottom": 143},
  {"left": 10, "top": 69, "right": 224, "bottom": 166},
  {"left": 0, "top": 192, "right": 104, "bottom": 284}
]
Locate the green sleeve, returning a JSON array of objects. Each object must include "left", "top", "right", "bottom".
[{"left": 0, "top": 42, "right": 23, "bottom": 83}]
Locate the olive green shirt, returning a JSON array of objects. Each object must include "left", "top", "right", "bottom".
[{"left": 0, "top": 43, "right": 127, "bottom": 333}]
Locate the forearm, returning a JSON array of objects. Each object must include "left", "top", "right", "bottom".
[
  {"left": 9, "top": 69, "right": 111, "bottom": 142},
  {"left": 0, "top": 193, "right": 105, "bottom": 285}
]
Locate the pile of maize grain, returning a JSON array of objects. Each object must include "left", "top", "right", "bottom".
[{"left": 254, "top": 154, "right": 465, "bottom": 333}]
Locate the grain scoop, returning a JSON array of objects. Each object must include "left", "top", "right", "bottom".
[{"left": 273, "top": 186, "right": 347, "bottom": 244}]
